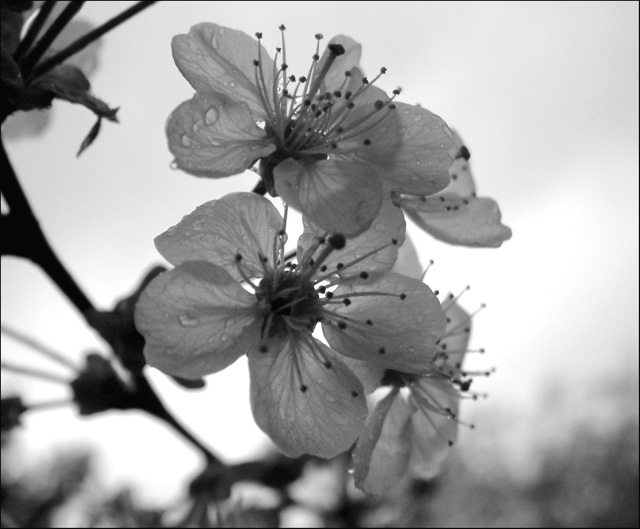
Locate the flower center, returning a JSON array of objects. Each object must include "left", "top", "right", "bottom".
[
  {"left": 253, "top": 27, "right": 400, "bottom": 192},
  {"left": 255, "top": 270, "right": 323, "bottom": 338}
]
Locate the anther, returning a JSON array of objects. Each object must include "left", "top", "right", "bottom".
[
  {"left": 259, "top": 344, "right": 269, "bottom": 353},
  {"left": 342, "top": 298, "right": 351, "bottom": 306},
  {"left": 338, "top": 322, "right": 347, "bottom": 330},
  {"left": 380, "top": 67, "right": 387, "bottom": 74},
  {"left": 324, "top": 361, "right": 332, "bottom": 369},
  {"left": 391, "top": 238, "right": 398, "bottom": 245},
  {"left": 255, "top": 32, "right": 263, "bottom": 39},
  {"left": 300, "top": 384, "right": 308, "bottom": 392},
  {"left": 328, "top": 233, "right": 346, "bottom": 249},
  {"left": 351, "top": 390, "right": 359, "bottom": 397},
  {"left": 235, "top": 253, "right": 243, "bottom": 262},
  {"left": 253, "top": 59, "right": 260, "bottom": 66},
  {"left": 447, "top": 441, "right": 454, "bottom": 447},
  {"left": 325, "top": 292, "right": 334, "bottom": 300},
  {"left": 279, "top": 24, "right": 286, "bottom": 31},
  {"left": 328, "top": 43, "right": 345, "bottom": 56},
  {"left": 336, "top": 263, "right": 344, "bottom": 270},
  {"left": 374, "top": 100, "right": 385, "bottom": 110},
  {"left": 363, "top": 139, "right": 371, "bottom": 146},
  {"left": 378, "top": 347, "right": 386, "bottom": 354},
  {"left": 399, "top": 293, "right": 407, "bottom": 300},
  {"left": 359, "top": 271, "right": 369, "bottom": 279},
  {"left": 315, "top": 33, "right": 323, "bottom": 40},
  {"left": 366, "top": 319, "right": 373, "bottom": 326},
  {"left": 457, "top": 146, "right": 471, "bottom": 160}
]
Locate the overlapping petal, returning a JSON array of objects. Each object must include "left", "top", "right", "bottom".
[
  {"left": 297, "top": 198, "right": 406, "bottom": 276},
  {"left": 155, "top": 193, "right": 283, "bottom": 281},
  {"left": 248, "top": 336, "right": 367, "bottom": 458},
  {"left": 401, "top": 193, "right": 512, "bottom": 248},
  {"left": 317, "top": 35, "right": 362, "bottom": 92},
  {"left": 352, "top": 389, "right": 413, "bottom": 495},
  {"left": 274, "top": 157, "right": 382, "bottom": 236},
  {"left": 408, "top": 377, "right": 459, "bottom": 480},
  {"left": 134, "top": 261, "right": 261, "bottom": 379},
  {"left": 398, "top": 130, "right": 512, "bottom": 247},
  {"left": 166, "top": 91, "right": 275, "bottom": 178},
  {"left": 322, "top": 273, "right": 446, "bottom": 373},
  {"left": 171, "top": 23, "right": 274, "bottom": 118}
]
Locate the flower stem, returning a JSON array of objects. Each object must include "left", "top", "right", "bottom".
[
  {"left": 132, "top": 374, "right": 225, "bottom": 467},
  {"left": 30, "top": 1, "right": 159, "bottom": 80},
  {"left": 0, "top": 142, "right": 225, "bottom": 466}
]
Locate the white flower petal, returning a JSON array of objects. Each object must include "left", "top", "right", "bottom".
[
  {"left": 297, "top": 198, "right": 406, "bottom": 276},
  {"left": 322, "top": 272, "right": 446, "bottom": 373},
  {"left": 155, "top": 193, "right": 283, "bottom": 279},
  {"left": 408, "top": 378, "right": 459, "bottom": 480},
  {"left": 248, "top": 336, "right": 367, "bottom": 458},
  {"left": 171, "top": 23, "right": 273, "bottom": 118},
  {"left": 167, "top": 91, "right": 275, "bottom": 178},
  {"left": 353, "top": 390, "right": 413, "bottom": 495},
  {"left": 274, "top": 158, "right": 382, "bottom": 236},
  {"left": 134, "top": 261, "right": 260, "bottom": 379},
  {"left": 401, "top": 193, "right": 512, "bottom": 248}
]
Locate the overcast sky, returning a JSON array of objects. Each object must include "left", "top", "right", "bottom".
[{"left": 2, "top": 1, "right": 638, "bottom": 503}]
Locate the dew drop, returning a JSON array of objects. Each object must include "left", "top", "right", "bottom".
[
  {"left": 221, "top": 333, "right": 229, "bottom": 342},
  {"left": 373, "top": 222, "right": 386, "bottom": 232},
  {"left": 181, "top": 135, "right": 192, "bottom": 147},
  {"left": 169, "top": 160, "right": 179, "bottom": 170},
  {"left": 205, "top": 107, "right": 219, "bottom": 126},
  {"left": 229, "top": 81, "right": 237, "bottom": 88},
  {"left": 179, "top": 315, "right": 199, "bottom": 327},
  {"left": 192, "top": 120, "right": 203, "bottom": 134}
]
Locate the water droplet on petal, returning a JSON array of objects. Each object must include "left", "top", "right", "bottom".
[
  {"left": 169, "top": 160, "right": 179, "bottom": 170},
  {"left": 192, "top": 120, "right": 203, "bottom": 134},
  {"left": 205, "top": 107, "right": 219, "bottom": 126},
  {"left": 229, "top": 81, "right": 237, "bottom": 88},
  {"left": 221, "top": 333, "right": 229, "bottom": 342},
  {"left": 179, "top": 315, "right": 199, "bottom": 327},
  {"left": 181, "top": 135, "right": 192, "bottom": 147}
]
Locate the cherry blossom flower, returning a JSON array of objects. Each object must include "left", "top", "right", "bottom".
[
  {"left": 167, "top": 23, "right": 457, "bottom": 236},
  {"left": 347, "top": 294, "right": 483, "bottom": 495},
  {"left": 134, "top": 193, "right": 446, "bottom": 458},
  {"left": 394, "top": 130, "right": 512, "bottom": 247}
]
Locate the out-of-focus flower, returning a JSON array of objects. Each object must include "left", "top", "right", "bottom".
[
  {"left": 395, "top": 130, "right": 512, "bottom": 247},
  {"left": 348, "top": 296, "right": 478, "bottom": 495},
  {"left": 1, "top": 0, "right": 117, "bottom": 152},
  {"left": 134, "top": 192, "right": 446, "bottom": 458},
  {"left": 3, "top": 1, "right": 102, "bottom": 138},
  {"left": 167, "top": 23, "right": 456, "bottom": 236}
]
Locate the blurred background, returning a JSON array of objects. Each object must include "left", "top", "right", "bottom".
[{"left": 1, "top": 1, "right": 638, "bottom": 526}]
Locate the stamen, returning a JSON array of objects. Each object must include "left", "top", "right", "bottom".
[{"left": 420, "top": 260, "right": 435, "bottom": 282}]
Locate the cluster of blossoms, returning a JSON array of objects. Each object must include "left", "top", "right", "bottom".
[{"left": 134, "top": 22, "right": 511, "bottom": 494}]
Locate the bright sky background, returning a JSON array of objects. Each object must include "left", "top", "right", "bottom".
[{"left": 2, "top": 1, "right": 638, "bottom": 507}]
